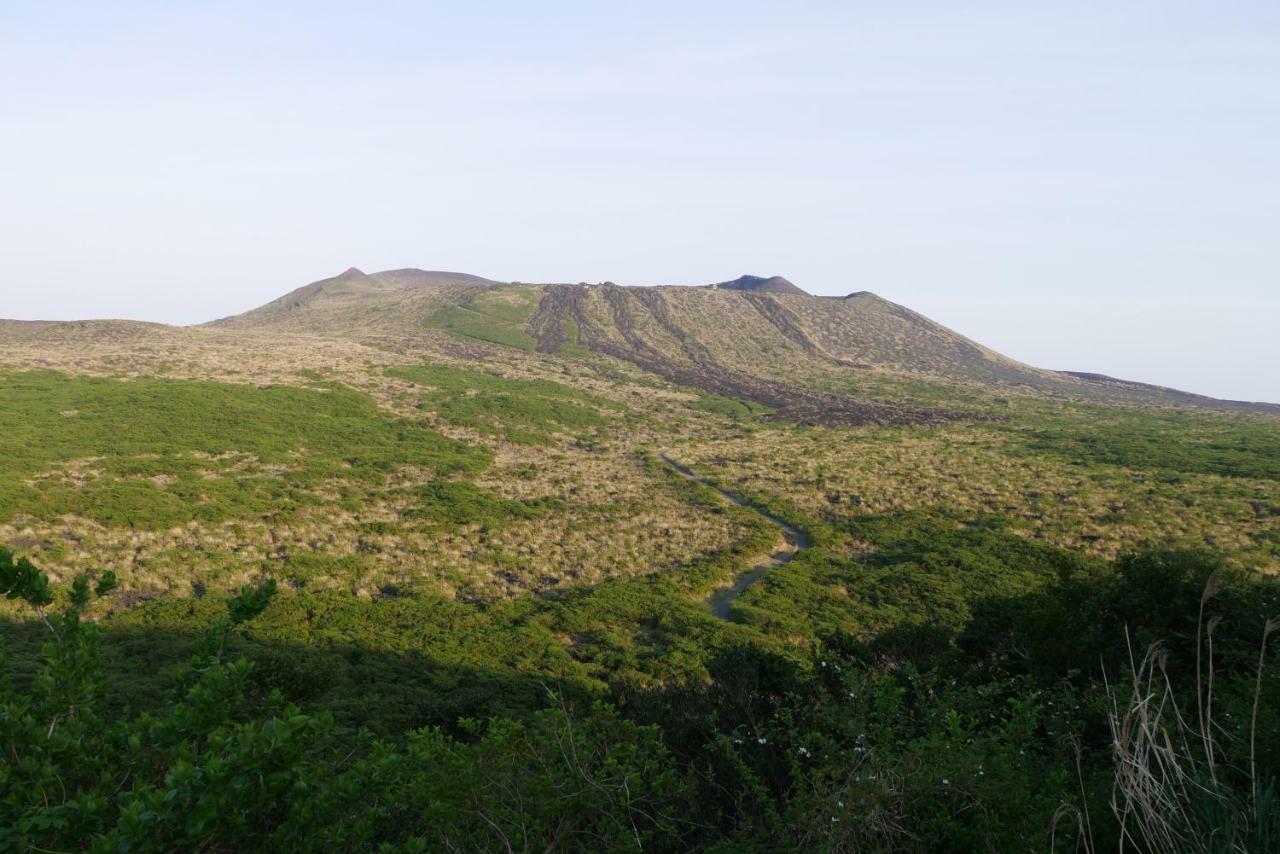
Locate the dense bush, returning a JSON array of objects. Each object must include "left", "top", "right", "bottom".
[
  {"left": 4, "top": 543, "right": 1276, "bottom": 851},
  {"left": 0, "top": 548, "right": 685, "bottom": 851},
  {"left": 1008, "top": 407, "right": 1280, "bottom": 481},
  {"left": 422, "top": 287, "right": 543, "bottom": 351},
  {"left": 0, "top": 370, "right": 488, "bottom": 528},
  {"left": 388, "top": 363, "right": 622, "bottom": 445}
]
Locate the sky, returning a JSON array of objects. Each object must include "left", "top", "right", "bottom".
[{"left": 2, "top": 2, "right": 1277, "bottom": 402}]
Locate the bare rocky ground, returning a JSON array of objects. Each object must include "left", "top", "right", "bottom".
[{"left": 529, "top": 284, "right": 977, "bottom": 427}]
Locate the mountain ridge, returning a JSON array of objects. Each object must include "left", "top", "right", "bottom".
[
  {"left": 7, "top": 267, "right": 1276, "bottom": 414},
  {"left": 199, "top": 267, "right": 1279, "bottom": 415},
  {"left": 707, "top": 274, "right": 807, "bottom": 295}
]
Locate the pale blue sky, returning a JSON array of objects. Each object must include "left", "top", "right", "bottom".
[{"left": 2, "top": 2, "right": 1277, "bottom": 401}]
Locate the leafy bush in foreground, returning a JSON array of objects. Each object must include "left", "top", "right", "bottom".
[
  {"left": 3, "top": 545, "right": 1276, "bottom": 851},
  {"left": 0, "top": 548, "right": 684, "bottom": 852}
]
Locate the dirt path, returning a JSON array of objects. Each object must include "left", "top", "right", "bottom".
[{"left": 660, "top": 454, "right": 809, "bottom": 619}]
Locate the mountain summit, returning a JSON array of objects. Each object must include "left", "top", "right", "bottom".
[
  {"left": 203, "top": 267, "right": 1277, "bottom": 415},
  {"left": 708, "top": 275, "right": 806, "bottom": 295},
  {"left": 210, "top": 268, "right": 497, "bottom": 325}
]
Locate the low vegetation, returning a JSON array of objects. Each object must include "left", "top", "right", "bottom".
[
  {"left": 388, "top": 362, "right": 620, "bottom": 445},
  {"left": 0, "top": 370, "right": 487, "bottom": 529},
  {"left": 1005, "top": 404, "right": 1280, "bottom": 481},
  {"left": 690, "top": 393, "right": 773, "bottom": 420},
  {"left": 673, "top": 403, "right": 1280, "bottom": 572},
  {"left": 422, "top": 286, "right": 543, "bottom": 351},
  {"left": 4, "top": 536, "right": 1277, "bottom": 850},
  {"left": 2, "top": 289, "right": 1279, "bottom": 850}
]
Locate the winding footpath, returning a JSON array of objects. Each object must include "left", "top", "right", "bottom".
[{"left": 659, "top": 454, "right": 810, "bottom": 619}]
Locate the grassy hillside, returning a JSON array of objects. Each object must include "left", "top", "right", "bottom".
[
  {"left": 2, "top": 271, "right": 1279, "bottom": 850},
  {"left": 422, "top": 286, "right": 543, "bottom": 351},
  {"left": 0, "top": 363, "right": 750, "bottom": 600},
  {"left": 0, "top": 370, "right": 487, "bottom": 527},
  {"left": 387, "top": 363, "right": 621, "bottom": 443}
]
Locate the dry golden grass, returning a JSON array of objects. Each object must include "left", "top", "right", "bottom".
[
  {"left": 671, "top": 423, "right": 1280, "bottom": 572},
  {"left": 0, "top": 319, "right": 749, "bottom": 605},
  {"left": 3, "top": 305, "right": 1277, "bottom": 615}
]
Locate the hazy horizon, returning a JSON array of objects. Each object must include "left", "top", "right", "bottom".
[{"left": 3, "top": 3, "right": 1277, "bottom": 403}]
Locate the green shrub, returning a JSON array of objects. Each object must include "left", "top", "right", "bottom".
[
  {"left": 690, "top": 393, "right": 773, "bottom": 420},
  {"left": 388, "top": 363, "right": 619, "bottom": 444},
  {"left": 0, "top": 371, "right": 488, "bottom": 528},
  {"left": 1006, "top": 408, "right": 1280, "bottom": 480},
  {"left": 422, "top": 288, "right": 542, "bottom": 351},
  {"left": 0, "top": 549, "right": 686, "bottom": 852},
  {"left": 403, "top": 479, "right": 562, "bottom": 527}
]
